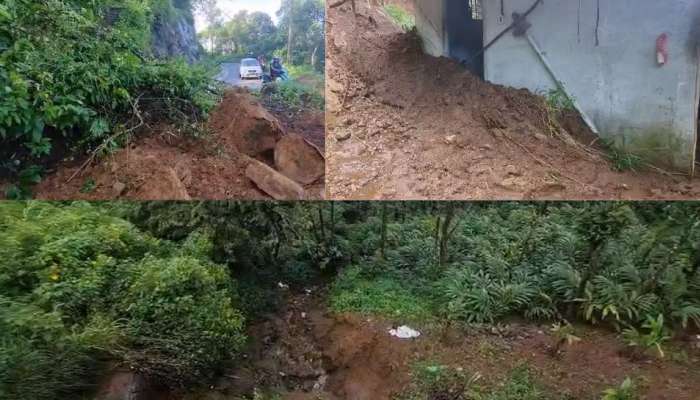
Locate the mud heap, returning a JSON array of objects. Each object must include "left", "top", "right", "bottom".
[
  {"left": 326, "top": 1, "right": 700, "bottom": 200},
  {"left": 35, "top": 88, "right": 325, "bottom": 200}
]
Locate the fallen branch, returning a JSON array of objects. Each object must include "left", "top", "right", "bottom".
[
  {"left": 67, "top": 96, "right": 144, "bottom": 183},
  {"left": 496, "top": 130, "right": 599, "bottom": 190}
]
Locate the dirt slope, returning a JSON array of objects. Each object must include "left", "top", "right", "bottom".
[
  {"left": 191, "top": 290, "right": 700, "bottom": 400},
  {"left": 326, "top": 2, "right": 700, "bottom": 200},
  {"left": 33, "top": 89, "right": 325, "bottom": 200}
]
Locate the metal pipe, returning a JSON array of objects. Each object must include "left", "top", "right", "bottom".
[{"left": 525, "top": 33, "right": 600, "bottom": 135}]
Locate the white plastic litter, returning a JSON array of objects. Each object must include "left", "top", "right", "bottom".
[{"left": 388, "top": 325, "right": 421, "bottom": 339}]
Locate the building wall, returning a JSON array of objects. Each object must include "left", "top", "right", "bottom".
[
  {"left": 415, "top": 0, "right": 445, "bottom": 57},
  {"left": 416, "top": 0, "right": 700, "bottom": 172}
]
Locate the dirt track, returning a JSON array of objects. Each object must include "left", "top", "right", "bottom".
[
  {"left": 325, "top": 2, "right": 700, "bottom": 200},
  {"left": 33, "top": 89, "right": 325, "bottom": 200}
]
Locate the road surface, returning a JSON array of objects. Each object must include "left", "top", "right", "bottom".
[{"left": 216, "top": 62, "right": 262, "bottom": 90}]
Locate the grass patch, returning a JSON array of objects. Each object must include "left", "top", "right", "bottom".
[
  {"left": 398, "top": 363, "right": 553, "bottom": 400},
  {"left": 399, "top": 361, "right": 479, "bottom": 400},
  {"left": 287, "top": 64, "right": 325, "bottom": 95},
  {"left": 259, "top": 80, "right": 325, "bottom": 111},
  {"left": 329, "top": 265, "right": 434, "bottom": 322},
  {"left": 384, "top": 4, "right": 415, "bottom": 31},
  {"left": 470, "top": 365, "right": 553, "bottom": 400}
]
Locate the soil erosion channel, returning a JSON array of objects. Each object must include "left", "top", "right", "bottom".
[
  {"left": 326, "top": 1, "right": 700, "bottom": 200},
  {"left": 116, "top": 288, "right": 700, "bottom": 400}
]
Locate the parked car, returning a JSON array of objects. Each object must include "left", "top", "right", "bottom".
[{"left": 239, "top": 58, "right": 262, "bottom": 80}]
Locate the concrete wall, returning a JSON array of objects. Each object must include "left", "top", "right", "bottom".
[
  {"left": 415, "top": 0, "right": 445, "bottom": 57},
  {"left": 415, "top": 0, "right": 700, "bottom": 172}
]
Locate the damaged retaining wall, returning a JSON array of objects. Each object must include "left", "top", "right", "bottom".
[{"left": 415, "top": 0, "right": 700, "bottom": 173}]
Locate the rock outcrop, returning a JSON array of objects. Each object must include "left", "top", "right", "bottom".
[{"left": 151, "top": 1, "right": 200, "bottom": 63}]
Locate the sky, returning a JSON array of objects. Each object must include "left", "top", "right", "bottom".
[{"left": 195, "top": 0, "right": 283, "bottom": 32}]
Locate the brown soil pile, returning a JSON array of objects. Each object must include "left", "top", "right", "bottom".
[
  {"left": 326, "top": 1, "right": 700, "bottom": 200},
  {"left": 33, "top": 88, "right": 325, "bottom": 200}
]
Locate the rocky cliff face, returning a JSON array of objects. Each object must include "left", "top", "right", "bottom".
[{"left": 151, "top": 4, "right": 200, "bottom": 63}]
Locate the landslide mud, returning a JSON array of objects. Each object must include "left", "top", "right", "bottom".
[
  {"left": 34, "top": 88, "right": 325, "bottom": 200},
  {"left": 188, "top": 290, "right": 700, "bottom": 400},
  {"left": 325, "top": 1, "right": 700, "bottom": 200}
]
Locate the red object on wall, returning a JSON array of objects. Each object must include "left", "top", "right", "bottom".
[{"left": 656, "top": 33, "right": 669, "bottom": 65}]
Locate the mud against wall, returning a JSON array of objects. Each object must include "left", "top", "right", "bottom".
[{"left": 326, "top": 1, "right": 700, "bottom": 200}]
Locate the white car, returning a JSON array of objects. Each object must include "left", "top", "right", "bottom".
[{"left": 239, "top": 58, "right": 262, "bottom": 80}]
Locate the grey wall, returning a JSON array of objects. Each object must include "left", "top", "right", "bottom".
[
  {"left": 415, "top": 0, "right": 446, "bottom": 57},
  {"left": 415, "top": 0, "right": 700, "bottom": 172}
]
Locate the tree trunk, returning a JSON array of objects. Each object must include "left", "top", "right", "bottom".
[
  {"left": 439, "top": 205, "right": 456, "bottom": 266},
  {"left": 311, "top": 45, "right": 318, "bottom": 68},
  {"left": 286, "top": 0, "right": 294, "bottom": 64},
  {"left": 380, "top": 203, "right": 388, "bottom": 260}
]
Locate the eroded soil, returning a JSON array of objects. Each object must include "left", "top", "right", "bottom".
[
  {"left": 32, "top": 88, "right": 325, "bottom": 200},
  {"left": 325, "top": 2, "right": 700, "bottom": 200},
  {"left": 181, "top": 290, "right": 700, "bottom": 400}
]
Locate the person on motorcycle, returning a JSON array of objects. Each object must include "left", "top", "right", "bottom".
[{"left": 270, "top": 57, "right": 285, "bottom": 81}]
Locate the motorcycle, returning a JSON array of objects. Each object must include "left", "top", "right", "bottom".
[{"left": 262, "top": 69, "right": 289, "bottom": 83}]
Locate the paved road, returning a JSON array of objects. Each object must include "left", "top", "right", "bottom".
[{"left": 216, "top": 62, "right": 262, "bottom": 90}]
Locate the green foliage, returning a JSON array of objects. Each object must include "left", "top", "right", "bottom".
[
  {"left": 120, "top": 255, "right": 245, "bottom": 384},
  {"left": 0, "top": 0, "right": 218, "bottom": 189},
  {"left": 276, "top": 0, "right": 325, "bottom": 70},
  {"left": 199, "top": 0, "right": 325, "bottom": 72},
  {"left": 330, "top": 265, "right": 434, "bottom": 321},
  {"left": 622, "top": 314, "right": 671, "bottom": 358},
  {"left": 384, "top": 4, "right": 416, "bottom": 32},
  {"left": 601, "top": 378, "right": 638, "bottom": 400},
  {"left": 399, "top": 361, "right": 480, "bottom": 400},
  {"left": 472, "top": 365, "right": 551, "bottom": 400},
  {"left": 549, "top": 322, "right": 581, "bottom": 347},
  {"left": 200, "top": 11, "right": 280, "bottom": 58},
  {"left": 260, "top": 80, "right": 324, "bottom": 111},
  {"left": 545, "top": 87, "right": 575, "bottom": 114},
  {"left": 604, "top": 141, "right": 645, "bottom": 172},
  {"left": 0, "top": 202, "right": 246, "bottom": 398},
  {"left": 328, "top": 203, "right": 700, "bottom": 334}
]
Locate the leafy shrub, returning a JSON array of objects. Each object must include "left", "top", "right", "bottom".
[
  {"left": 260, "top": 80, "right": 324, "bottom": 111},
  {"left": 0, "top": 297, "right": 120, "bottom": 400},
  {"left": 330, "top": 265, "right": 434, "bottom": 321},
  {"left": 0, "top": 0, "right": 219, "bottom": 191},
  {"left": 120, "top": 255, "right": 246, "bottom": 385},
  {"left": 601, "top": 378, "right": 638, "bottom": 400},
  {"left": 622, "top": 314, "right": 671, "bottom": 358},
  {"left": 0, "top": 202, "right": 246, "bottom": 397}
]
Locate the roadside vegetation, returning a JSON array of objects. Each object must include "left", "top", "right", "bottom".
[
  {"left": 0, "top": 0, "right": 219, "bottom": 198},
  {"left": 1, "top": 202, "right": 698, "bottom": 399},
  {"left": 198, "top": 0, "right": 325, "bottom": 73},
  {"left": 1, "top": 0, "right": 325, "bottom": 198}
]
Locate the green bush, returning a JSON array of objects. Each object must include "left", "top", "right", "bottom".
[
  {"left": 328, "top": 203, "right": 700, "bottom": 333},
  {"left": 0, "top": 202, "right": 246, "bottom": 397},
  {"left": 260, "top": 80, "right": 324, "bottom": 111},
  {"left": 330, "top": 265, "right": 434, "bottom": 321},
  {"left": 120, "top": 256, "right": 246, "bottom": 385},
  {"left": 0, "top": 0, "right": 219, "bottom": 192}
]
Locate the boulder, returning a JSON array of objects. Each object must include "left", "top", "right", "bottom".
[
  {"left": 211, "top": 89, "right": 285, "bottom": 157},
  {"left": 246, "top": 159, "right": 306, "bottom": 200},
  {"left": 132, "top": 164, "right": 191, "bottom": 201},
  {"left": 274, "top": 134, "right": 325, "bottom": 185}
]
